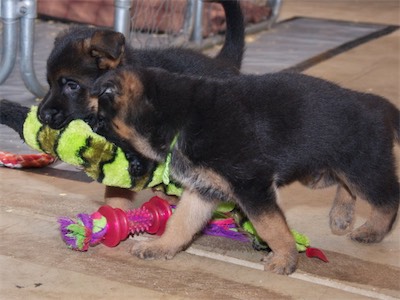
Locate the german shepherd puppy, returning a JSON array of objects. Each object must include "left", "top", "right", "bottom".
[
  {"left": 90, "top": 66, "right": 399, "bottom": 275},
  {"left": 36, "top": 0, "right": 244, "bottom": 206},
  {"left": 37, "top": 0, "right": 244, "bottom": 129}
]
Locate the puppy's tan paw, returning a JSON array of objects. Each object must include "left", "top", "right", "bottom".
[
  {"left": 349, "top": 224, "right": 385, "bottom": 243},
  {"left": 329, "top": 204, "right": 354, "bottom": 235},
  {"left": 262, "top": 251, "right": 298, "bottom": 275},
  {"left": 130, "top": 240, "right": 178, "bottom": 260}
]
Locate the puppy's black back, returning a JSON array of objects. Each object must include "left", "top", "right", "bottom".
[
  {"left": 203, "top": 73, "right": 397, "bottom": 166},
  {"left": 165, "top": 72, "right": 399, "bottom": 211}
]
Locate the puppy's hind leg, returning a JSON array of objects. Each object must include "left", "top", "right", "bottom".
[
  {"left": 350, "top": 204, "right": 398, "bottom": 243},
  {"left": 349, "top": 171, "right": 399, "bottom": 243},
  {"left": 350, "top": 202, "right": 398, "bottom": 243},
  {"left": 329, "top": 183, "right": 356, "bottom": 235},
  {"left": 131, "top": 189, "right": 217, "bottom": 260}
]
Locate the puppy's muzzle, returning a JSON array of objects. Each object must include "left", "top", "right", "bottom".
[{"left": 38, "top": 108, "right": 68, "bottom": 129}]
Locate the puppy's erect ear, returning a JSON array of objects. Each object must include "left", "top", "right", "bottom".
[{"left": 88, "top": 30, "right": 126, "bottom": 70}]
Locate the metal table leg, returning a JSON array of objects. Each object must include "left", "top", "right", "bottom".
[
  {"left": 114, "top": 0, "right": 132, "bottom": 38},
  {"left": 19, "top": 0, "right": 46, "bottom": 97},
  {"left": 0, "top": 0, "right": 46, "bottom": 98},
  {"left": 0, "top": 0, "right": 19, "bottom": 85}
]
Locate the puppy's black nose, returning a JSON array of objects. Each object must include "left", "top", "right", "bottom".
[
  {"left": 39, "top": 108, "right": 58, "bottom": 125},
  {"left": 129, "top": 159, "right": 145, "bottom": 177}
]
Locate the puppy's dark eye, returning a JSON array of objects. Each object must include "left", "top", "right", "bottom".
[
  {"left": 60, "top": 77, "right": 80, "bottom": 92},
  {"left": 67, "top": 81, "right": 79, "bottom": 90},
  {"left": 99, "top": 91, "right": 113, "bottom": 102},
  {"left": 99, "top": 83, "right": 116, "bottom": 98},
  {"left": 104, "top": 87, "right": 113, "bottom": 94}
]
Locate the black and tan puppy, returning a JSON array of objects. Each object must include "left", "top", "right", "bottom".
[
  {"left": 90, "top": 66, "right": 399, "bottom": 274},
  {"left": 37, "top": 0, "right": 244, "bottom": 129},
  {"left": 36, "top": 0, "right": 244, "bottom": 206}
]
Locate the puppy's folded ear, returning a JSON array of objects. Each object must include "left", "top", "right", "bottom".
[{"left": 88, "top": 30, "right": 125, "bottom": 70}]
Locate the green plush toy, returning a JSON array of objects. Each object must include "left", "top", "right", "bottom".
[{"left": 23, "top": 106, "right": 182, "bottom": 195}]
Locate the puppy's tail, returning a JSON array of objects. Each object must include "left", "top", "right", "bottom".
[
  {"left": 211, "top": 0, "right": 245, "bottom": 69},
  {"left": 0, "top": 99, "right": 29, "bottom": 139}
]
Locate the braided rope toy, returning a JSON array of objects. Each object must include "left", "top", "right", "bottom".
[
  {"left": 0, "top": 151, "right": 54, "bottom": 168},
  {"left": 59, "top": 196, "right": 254, "bottom": 251}
]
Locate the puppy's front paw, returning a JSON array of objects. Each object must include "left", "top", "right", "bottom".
[
  {"left": 130, "top": 240, "right": 178, "bottom": 260},
  {"left": 262, "top": 251, "right": 298, "bottom": 275}
]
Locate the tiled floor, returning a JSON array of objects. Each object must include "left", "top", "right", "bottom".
[{"left": 1, "top": 1, "right": 399, "bottom": 299}]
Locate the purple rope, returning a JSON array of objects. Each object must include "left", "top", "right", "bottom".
[{"left": 203, "top": 222, "right": 249, "bottom": 242}]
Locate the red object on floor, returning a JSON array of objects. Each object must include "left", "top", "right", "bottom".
[
  {"left": 306, "top": 247, "right": 329, "bottom": 262},
  {"left": 0, "top": 151, "right": 55, "bottom": 168}
]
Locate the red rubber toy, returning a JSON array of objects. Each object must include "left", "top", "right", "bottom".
[
  {"left": 98, "top": 196, "right": 173, "bottom": 247},
  {"left": 59, "top": 196, "right": 173, "bottom": 251}
]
